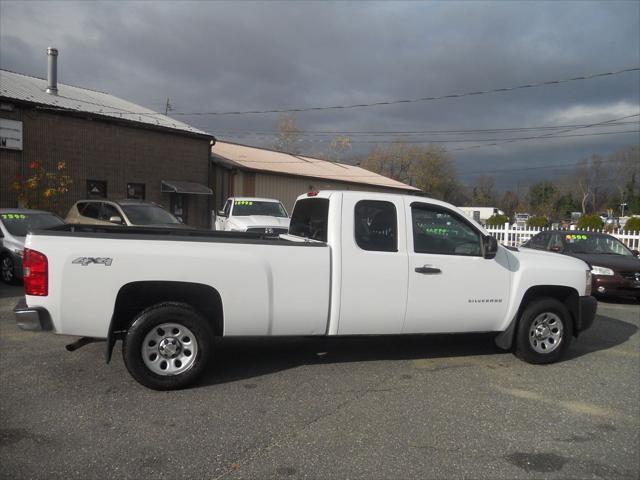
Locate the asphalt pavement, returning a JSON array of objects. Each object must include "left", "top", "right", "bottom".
[{"left": 1, "top": 283, "right": 638, "bottom": 479}]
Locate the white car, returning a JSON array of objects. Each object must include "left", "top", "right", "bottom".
[
  {"left": 15, "top": 190, "right": 596, "bottom": 390},
  {"left": 214, "top": 197, "right": 290, "bottom": 234}
]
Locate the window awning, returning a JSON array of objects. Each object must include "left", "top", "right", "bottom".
[{"left": 161, "top": 180, "right": 213, "bottom": 195}]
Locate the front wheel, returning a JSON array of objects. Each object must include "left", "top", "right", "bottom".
[
  {"left": 122, "top": 302, "right": 213, "bottom": 390},
  {"left": 515, "top": 297, "right": 573, "bottom": 364}
]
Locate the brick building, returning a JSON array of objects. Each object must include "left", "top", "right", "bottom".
[{"left": 0, "top": 50, "right": 213, "bottom": 228}]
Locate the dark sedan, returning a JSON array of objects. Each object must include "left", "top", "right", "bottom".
[{"left": 522, "top": 230, "right": 640, "bottom": 300}]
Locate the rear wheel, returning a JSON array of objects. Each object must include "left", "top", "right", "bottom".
[
  {"left": 515, "top": 297, "right": 573, "bottom": 364},
  {"left": 122, "top": 302, "right": 213, "bottom": 390},
  {"left": 1, "top": 254, "right": 18, "bottom": 285}
]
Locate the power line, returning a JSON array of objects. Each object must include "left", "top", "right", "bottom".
[
  {"left": 218, "top": 128, "right": 639, "bottom": 145},
  {"left": 173, "top": 67, "right": 640, "bottom": 116},
  {"left": 35, "top": 66, "right": 640, "bottom": 117},
  {"left": 465, "top": 156, "right": 636, "bottom": 176},
  {"left": 209, "top": 120, "right": 640, "bottom": 137},
  {"left": 451, "top": 113, "right": 640, "bottom": 152}
]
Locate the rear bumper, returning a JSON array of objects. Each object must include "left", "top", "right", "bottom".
[
  {"left": 14, "top": 297, "right": 53, "bottom": 331},
  {"left": 576, "top": 295, "right": 597, "bottom": 334}
]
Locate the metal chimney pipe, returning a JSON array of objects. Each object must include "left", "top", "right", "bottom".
[{"left": 46, "top": 46, "right": 58, "bottom": 95}]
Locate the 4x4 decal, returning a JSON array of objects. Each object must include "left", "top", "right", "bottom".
[{"left": 72, "top": 257, "right": 113, "bottom": 267}]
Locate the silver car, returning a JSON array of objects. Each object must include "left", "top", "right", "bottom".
[
  {"left": 0, "top": 209, "right": 65, "bottom": 284},
  {"left": 65, "top": 199, "right": 186, "bottom": 228}
]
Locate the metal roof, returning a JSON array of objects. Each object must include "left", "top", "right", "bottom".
[
  {"left": 212, "top": 142, "right": 420, "bottom": 191},
  {"left": 0, "top": 69, "right": 210, "bottom": 137}
]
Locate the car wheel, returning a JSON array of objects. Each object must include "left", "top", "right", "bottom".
[
  {"left": 0, "top": 254, "right": 18, "bottom": 285},
  {"left": 515, "top": 297, "right": 573, "bottom": 364},
  {"left": 122, "top": 302, "right": 213, "bottom": 390}
]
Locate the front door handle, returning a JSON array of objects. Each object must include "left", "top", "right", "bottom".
[{"left": 415, "top": 266, "right": 442, "bottom": 275}]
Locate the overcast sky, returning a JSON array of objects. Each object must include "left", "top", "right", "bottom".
[{"left": 1, "top": 0, "right": 639, "bottom": 190}]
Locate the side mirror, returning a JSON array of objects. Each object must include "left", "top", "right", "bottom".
[
  {"left": 217, "top": 210, "right": 226, "bottom": 217},
  {"left": 109, "top": 216, "right": 123, "bottom": 225},
  {"left": 632, "top": 249, "right": 639, "bottom": 257},
  {"left": 483, "top": 235, "right": 498, "bottom": 259}
]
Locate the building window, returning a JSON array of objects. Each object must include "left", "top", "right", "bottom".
[
  {"left": 127, "top": 183, "right": 145, "bottom": 200},
  {"left": 87, "top": 180, "right": 107, "bottom": 198}
]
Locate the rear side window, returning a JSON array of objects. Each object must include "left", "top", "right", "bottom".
[
  {"left": 289, "top": 198, "right": 329, "bottom": 242},
  {"left": 79, "top": 202, "right": 101, "bottom": 219},
  {"left": 354, "top": 200, "right": 398, "bottom": 252}
]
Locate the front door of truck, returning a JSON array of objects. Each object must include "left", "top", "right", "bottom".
[
  {"left": 338, "top": 194, "right": 408, "bottom": 334},
  {"left": 403, "top": 200, "right": 510, "bottom": 333}
]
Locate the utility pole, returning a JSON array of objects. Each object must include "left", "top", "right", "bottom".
[{"left": 164, "top": 98, "right": 173, "bottom": 116}]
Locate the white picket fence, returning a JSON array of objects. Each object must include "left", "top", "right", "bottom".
[{"left": 485, "top": 224, "right": 640, "bottom": 250}]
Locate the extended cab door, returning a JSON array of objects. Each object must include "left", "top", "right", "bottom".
[
  {"left": 338, "top": 194, "right": 408, "bottom": 334},
  {"left": 403, "top": 200, "right": 510, "bottom": 333}
]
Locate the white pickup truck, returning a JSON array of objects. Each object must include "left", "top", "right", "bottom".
[
  {"left": 214, "top": 197, "right": 290, "bottom": 234},
  {"left": 15, "top": 190, "right": 597, "bottom": 390}
]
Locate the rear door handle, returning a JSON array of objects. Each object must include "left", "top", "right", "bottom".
[{"left": 415, "top": 266, "right": 442, "bottom": 274}]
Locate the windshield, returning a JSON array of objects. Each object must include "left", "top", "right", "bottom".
[
  {"left": 232, "top": 200, "right": 288, "bottom": 217},
  {"left": 563, "top": 233, "right": 633, "bottom": 256},
  {"left": 120, "top": 205, "right": 181, "bottom": 225},
  {"left": 0, "top": 212, "right": 65, "bottom": 237}
]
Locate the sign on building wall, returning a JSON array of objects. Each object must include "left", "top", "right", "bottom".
[{"left": 0, "top": 118, "right": 23, "bottom": 151}]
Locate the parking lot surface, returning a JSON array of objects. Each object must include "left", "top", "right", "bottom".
[{"left": 1, "top": 284, "right": 638, "bottom": 479}]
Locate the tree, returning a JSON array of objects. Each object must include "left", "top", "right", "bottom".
[
  {"left": 527, "top": 181, "right": 558, "bottom": 217},
  {"left": 471, "top": 175, "right": 497, "bottom": 206},
  {"left": 273, "top": 113, "right": 303, "bottom": 154},
  {"left": 359, "top": 142, "right": 467, "bottom": 204},
  {"left": 499, "top": 190, "right": 520, "bottom": 219},
  {"left": 10, "top": 161, "right": 72, "bottom": 215},
  {"left": 326, "top": 135, "right": 352, "bottom": 162}
]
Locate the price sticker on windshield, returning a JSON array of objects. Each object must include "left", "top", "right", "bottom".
[
  {"left": 0, "top": 213, "right": 26, "bottom": 220},
  {"left": 565, "top": 234, "right": 588, "bottom": 241}
]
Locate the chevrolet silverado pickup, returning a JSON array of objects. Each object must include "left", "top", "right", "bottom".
[{"left": 15, "top": 190, "right": 597, "bottom": 390}]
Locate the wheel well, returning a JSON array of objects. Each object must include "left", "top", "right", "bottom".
[
  {"left": 517, "top": 285, "right": 579, "bottom": 336},
  {"left": 110, "top": 281, "right": 224, "bottom": 337}
]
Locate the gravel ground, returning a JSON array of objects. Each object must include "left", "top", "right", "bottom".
[{"left": 1, "top": 284, "right": 638, "bottom": 479}]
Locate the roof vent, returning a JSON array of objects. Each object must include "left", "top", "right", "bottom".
[{"left": 46, "top": 47, "right": 58, "bottom": 95}]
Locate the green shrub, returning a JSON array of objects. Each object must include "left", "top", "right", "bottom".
[
  {"left": 527, "top": 216, "right": 548, "bottom": 228},
  {"left": 624, "top": 217, "right": 640, "bottom": 232},
  {"left": 576, "top": 214, "right": 604, "bottom": 230},
  {"left": 485, "top": 214, "right": 509, "bottom": 226}
]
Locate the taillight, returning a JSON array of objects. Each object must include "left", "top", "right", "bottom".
[
  {"left": 307, "top": 191, "right": 319, "bottom": 197},
  {"left": 23, "top": 248, "right": 48, "bottom": 296}
]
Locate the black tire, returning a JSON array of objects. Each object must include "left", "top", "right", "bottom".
[
  {"left": 1, "top": 254, "right": 18, "bottom": 285},
  {"left": 515, "top": 297, "right": 573, "bottom": 364},
  {"left": 122, "top": 302, "right": 213, "bottom": 390}
]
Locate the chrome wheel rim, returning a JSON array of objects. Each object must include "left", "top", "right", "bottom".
[
  {"left": 529, "top": 312, "right": 563, "bottom": 354},
  {"left": 1, "top": 257, "right": 14, "bottom": 282},
  {"left": 142, "top": 322, "right": 198, "bottom": 376}
]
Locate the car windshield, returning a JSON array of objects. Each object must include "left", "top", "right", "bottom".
[
  {"left": 0, "top": 212, "right": 65, "bottom": 236},
  {"left": 563, "top": 233, "right": 633, "bottom": 256},
  {"left": 232, "top": 201, "right": 288, "bottom": 217},
  {"left": 120, "top": 205, "right": 181, "bottom": 225}
]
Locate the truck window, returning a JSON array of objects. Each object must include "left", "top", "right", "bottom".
[
  {"left": 289, "top": 198, "right": 329, "bottom": 242},
  {"left": 411, "top": 204, "right": 481, "bottom": 256},
  {"left": 354, "top": 200, "right": 398, "bottom": 252}
]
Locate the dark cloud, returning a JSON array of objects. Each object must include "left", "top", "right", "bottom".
[{"left": 1, "top": 0, "right": 638, "bottom": 188}]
